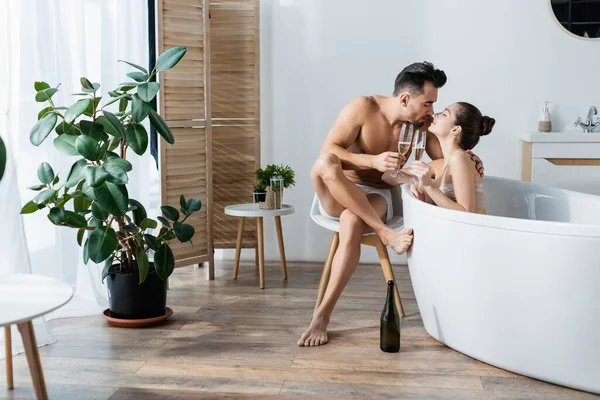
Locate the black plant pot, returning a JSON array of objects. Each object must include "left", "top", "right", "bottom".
[
  {"left": 253, "top": 191, "right": 266, "bottom": 203},
  {"left": 106, "top": 263, "right": 167, "bottom": 320}
]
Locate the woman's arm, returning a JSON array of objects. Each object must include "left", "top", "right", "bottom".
[{"left": 410, "top": 153, "right": 476, "bottom": 212}]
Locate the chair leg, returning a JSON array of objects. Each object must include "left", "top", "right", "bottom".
[
  {"left": 373, "top": 237, "right": 405, "bottom": 318},
  {"left": 233, "top": 217, "right": 245, "bottom": 279},
  {"left": 5, "top": 325, "right": 13, "bottom": 390},
  {"left": 315, "top": 232, "right": 340, "bottom": 310}
]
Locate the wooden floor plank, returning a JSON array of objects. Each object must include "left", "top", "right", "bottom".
[{"left": 0, "top": 260, "right": 596, "bottom": 400}]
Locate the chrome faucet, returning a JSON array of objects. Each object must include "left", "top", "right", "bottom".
[{"left": 574, "top": 105, "right": 600, "bottom": 133}]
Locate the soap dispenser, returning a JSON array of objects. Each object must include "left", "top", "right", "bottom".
[{"left": 538, "top": 101, "right": 552, "bottom": 132}]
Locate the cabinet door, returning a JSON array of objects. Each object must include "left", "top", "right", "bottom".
[{"left": 532, "top": 158, "right": 600, "bottom": 196}]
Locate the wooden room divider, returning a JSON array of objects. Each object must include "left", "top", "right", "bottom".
[{"left": 156, "top": 0, "right": 260, "bottom": 279}]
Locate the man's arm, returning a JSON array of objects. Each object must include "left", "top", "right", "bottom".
[{"left": 320, "top": 97, "right": 373, "bottom": 169}]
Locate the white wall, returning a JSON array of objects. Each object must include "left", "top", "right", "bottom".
[{"left": 224, "top": 0, "right": 600, "bottom": 264}]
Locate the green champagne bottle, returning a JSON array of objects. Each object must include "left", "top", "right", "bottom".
[{"left": 380, "top": 280, "right": 400, "bottom": 353}]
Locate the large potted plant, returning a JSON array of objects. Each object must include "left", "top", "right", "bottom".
[{"left": 20, "top": 46, "right": 198, "bottom": 323}]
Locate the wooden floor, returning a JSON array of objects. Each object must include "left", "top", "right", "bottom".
[{"left": 1, "top": 260, "right": 598, "bottom": 400}]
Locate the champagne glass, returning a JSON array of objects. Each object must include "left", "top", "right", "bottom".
[
  {"left": 391, "top": 123, "right": 414, "bottom": 179},
  {"left": 411, "top": 129, "right": 427, "bottom": 184},
  {"left": 411, "top": 129, "right": 426, "bottom": 161}
]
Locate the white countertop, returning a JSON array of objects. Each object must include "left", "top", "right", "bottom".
[{"left": 519, "top": 131, "right": 600, "bottom": 143}]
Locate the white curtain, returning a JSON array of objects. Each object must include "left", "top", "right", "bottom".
[{"left": 0, "top": 0, "right": 156, "bottom": 358}]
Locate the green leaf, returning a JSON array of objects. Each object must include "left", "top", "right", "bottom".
[
  {"left": 103, "top": 163, "right": 128, "bottom": 185},
  {"left": 108, "top": 137, "right": 121, "bottom": 152},
  {"left": 129, "top": 199, "right": 147, "bottom": 226},
  {"left": 101, "top": 255, "right": 113, "bottom": 283},
  {"left": 83, "top": 239, "right": 90, "bottom": 264},
  {"left": 80, "top": 77, "right": 94, "bottom": 90},
  {"left": 63, "top": 211, "right": 87, "bottom": 228},
  {"left": 161, "top": 205, "right": 179, "bottom": 222},
  {"left": 76, "top": 135, "right": 101, "bottom": 161},
  {"left": 83, "top": 97, "right": 101, "bottom": 117},
  {"left": 37, "top": 106, "right": 54, "bottom": 120},
  {"left": 93, "top": 182, "right": 128, "bottom": 216},
  {"left": 73, "top": 189, "right": 92, "bottom": 213},
  {"left": 140, "top": 218, "right": 158, "bottom": 231},
  {"left": 52, "top": 174, "right": 60, "bottom": 185},
  {"left": 118, "top": 59, "right": 148, "bottom": 74},
  {"left": 148, "top": 109, "right": 174, "bottom": 145},
  {"left": 83, "top": 165, "right": 109, "bottom": 187},
  {"left": 124, "top": 123, "right": 148, "bottom": 155},
  {"left": 144, "top": 234, "right": 159, "bottom": 251},
  {"left": 154, "top": 244, "right": 175, "bottom": 280},
  {"left": 82, "top": 182, "right": 96, "bottom": 200},
  {"left": 64, "top": 99, "right": 91, "bottom": 124},
  {"left": 0, "top": 136, "right": 5, "bottom": 183},
  {"left": 157, "top": 216, "right": 170, "bottom": 228},
  {"left": 91, "top": 202, "right": 109, "bottom": 220},
  {"left": 53, "top": 135, "right": 79, "bottom": 156},
  {"left": 79, "top": 121, "right": 104, "bottom": 140},
  {"left": 119, "top": 97, "right": 128, "bottom": 113},
  {"left": 30, "top": 113, "right": 58, "bottom": 146},
  {"left": 77, "top": 228, "right": 85, "bottom": 246},
  {"left": 155, "top": 46, "right": 187, "bottom": 72},
  {"left": 186, "top": 198, "right": 201, "bottom": 213},
  {"left": 65, "top": 159, "right": 88, "bottom": 188},
  {"left": 55, "top": 121, "right": 79, "bottom": 135},
  {"left": 102, "top": 111, "right": 126, "bottom": 137},
  {"left": 137, "top": 82, "right": 159, "bottom": 102},
  {"left": 37, "top": 162, "right": 55, "bottom": 184},
  {"left": 131, "top": 94, "right": 151, "bottom": 123},
  {"left": 35, "top": 88, "right": 58, "bottom": 102},
  {"left": 105, "top": 157, "right": 132, "bottom": 172},
  {"left": 173, "top": 221, "right": 195, "bottom": 242},
  {"left": 27, "top": 184, "right": 46, "bottom": 191},
  {"left": 179, "top": 194, "right": 186, "bottom": 210},
  {"left": 127, "top": 71, "right": 148, "bottom": 82},
  {"left": 96, "top": 115, "right": 122, "bottom": 138},
  {"left": 119, "top": 83, "right": 138, "bottom": 91},
  {"left": 20, "top": 200, "right": 42, "bottom": 214},
  {"left": 34, "top": 81, "right": 50, "bottom": 91},
  {"left": 88, "top": 226, "right": 118, "bottom": 263},
  {"left": 88, "top": 216, "right": 103, "bottom": 228},
  {"left": 136, "top": 247, "right": 150, "bottom": 284},
  {"left": 34, "top": 189, "right": 57, "bottom": 204}
]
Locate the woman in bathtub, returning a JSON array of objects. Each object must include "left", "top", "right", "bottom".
[{"left": 401, "top": 102, "right": 494, "bottom": 214}]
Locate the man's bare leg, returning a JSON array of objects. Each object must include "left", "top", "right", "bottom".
[
  {"left": 299, "top": 196, "right": 400, "bottom": 346},
  {"left": 311, "top": 153, "right": 412, "bottom": 254}
]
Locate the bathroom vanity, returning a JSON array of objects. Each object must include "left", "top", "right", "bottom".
[{"left": 519, "top": 132, "right": 600, "bottom": 196}]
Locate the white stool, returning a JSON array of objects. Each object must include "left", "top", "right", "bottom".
[
  {"left": 309, "top": 187, "right": 406, "bottom": 317},
  {"left": 1, "top": 274, "right": 73, "bottom": 399},
  {"left": 224, "top": 204, "right": 295, "bottom": 289}
]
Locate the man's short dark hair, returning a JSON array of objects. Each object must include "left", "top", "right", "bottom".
[{"left": 393, "top": 61, "right": 447, "bottom": 96}]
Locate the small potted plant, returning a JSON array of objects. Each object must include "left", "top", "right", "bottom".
[
  {"left": 253, "top": 182, "right": 267, "bottom": 203},
  {"left": 20, "top": 46, "right": 198, "bottom": 325},
  {"left": 254, "top": 164, "right": 295, "bottom": 209}
]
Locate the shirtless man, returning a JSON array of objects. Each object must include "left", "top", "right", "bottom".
[{"left": 298, "top": 61, "right": 483, "bottom": 347}]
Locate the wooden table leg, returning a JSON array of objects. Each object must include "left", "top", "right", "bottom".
[
  {"left": 17, "top": 321, "right": 48, "bottom": 400},
  {"left": 257, "top": 217, "right": 265, "bottom": 289},
  {"left": 233, "top": 217, "right": 245, "bottom": 279},
  {"left": 5, "top": 325, "right": 13, "bottom": 390},
  {"left": 274, "top": 216, "right": 288, "bottom": 280}
]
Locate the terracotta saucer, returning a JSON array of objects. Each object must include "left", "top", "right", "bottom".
[{"left": 102, "top": 307, "right": 173, "bottom": 328}]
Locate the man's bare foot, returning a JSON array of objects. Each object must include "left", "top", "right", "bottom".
[
  {"left": 297, "top": 314, "right": 329, "bottom": 347},
  {"left": 381, "top": 228, "right": 413, "bottom": 254}
]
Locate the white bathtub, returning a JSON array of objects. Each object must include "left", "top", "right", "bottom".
[{"left": 402, "top": 176, "right": 600, "bottom": 394}]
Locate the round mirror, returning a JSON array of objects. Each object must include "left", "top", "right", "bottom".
[{"left": 550, "top": 0, "right": 600, "bottom": 39}]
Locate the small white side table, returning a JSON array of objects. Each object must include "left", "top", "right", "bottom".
[
  {"left": 224, "top": 204, "right": 295, "bottom": 289},
  {"left": 1, "top": 274, "right": 73, "bottom": 400}
]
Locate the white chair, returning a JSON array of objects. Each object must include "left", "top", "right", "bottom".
[{"left": 309, "top": 186, "right": 406, "bottom": 317}]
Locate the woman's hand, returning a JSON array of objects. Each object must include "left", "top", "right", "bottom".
[{"left": 409, "top": 161, "right": 434, "bottom": 188}]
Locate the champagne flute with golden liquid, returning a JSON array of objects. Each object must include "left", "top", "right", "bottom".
[
  {"left": 411, "top": 129, "right": 427, "bottom": 184},
  {"left": 390, "top": 123, "right": 413, "bottom": 179}
]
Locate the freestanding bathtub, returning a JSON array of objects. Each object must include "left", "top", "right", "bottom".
[{"left": 402, "top": 176, "right": 600, "bottom": 394}]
